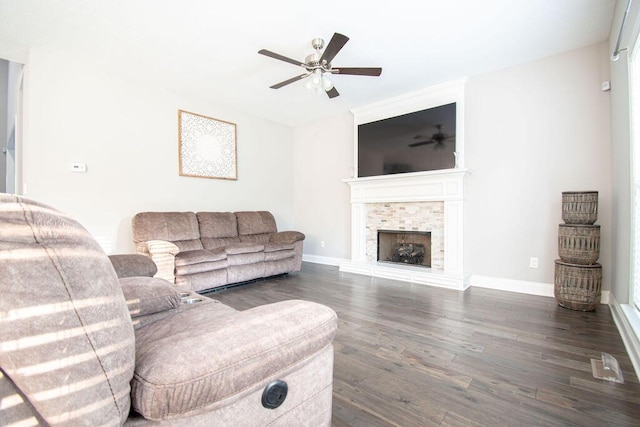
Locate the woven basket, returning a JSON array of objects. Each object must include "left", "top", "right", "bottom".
[
  {"left": 562, "top": 191, "right": 598, "bottom": 225},
  {"left": 558, "top": 224, "right": 600, "bottom": 265},
  {"left": 554, "top": 260, "right": 602, "bottom": 311}
]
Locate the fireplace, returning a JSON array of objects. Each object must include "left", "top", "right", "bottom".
[
  {"left": 341, "top": 169, "right": 468, "bottom": 290},
  {"left": 377, "top": 230, "right": 431, "bottom": 267}
]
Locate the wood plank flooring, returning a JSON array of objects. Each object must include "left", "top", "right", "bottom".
[{"left": 205, "top": 262, "right": 640, "bottom": 426}]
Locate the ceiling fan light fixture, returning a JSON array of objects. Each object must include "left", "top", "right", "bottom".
[
  {"left": 304, "top": 69, "right": 329, "bottom": 93},
  {"left": 311, "top": 69, "right": 322, "bottom": 86},
  {"left": 322, "top": 75, "right": 334, "bottom": 91}
]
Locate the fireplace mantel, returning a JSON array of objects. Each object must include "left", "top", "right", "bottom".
[{"left": 340, "top": 169, "right": 469, "bottom": 290}]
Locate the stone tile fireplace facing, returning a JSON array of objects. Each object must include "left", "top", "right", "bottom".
[{"left": 341, "top": 169, "right": 469, "bottom": 290}]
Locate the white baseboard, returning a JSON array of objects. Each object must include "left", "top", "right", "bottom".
[
  {"left": 469, "top": 275, "right": 610, "bottom": 303},
  {"left": 470, "top": 275, "right": 554, "bottom": 297},
  {"left": 609, "top": 294, "right": 640, "bottom": 381},
  {"left": 302, "top": 254, "right": 346, "bottom": 267}
]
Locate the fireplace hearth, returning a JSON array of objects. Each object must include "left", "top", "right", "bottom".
[{"left": 378, "top": 230, "right": 431, "bottom": 267}]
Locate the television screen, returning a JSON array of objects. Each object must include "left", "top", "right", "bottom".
[{"left": 357, "top": 102, "right": 456, "bottom": 177}]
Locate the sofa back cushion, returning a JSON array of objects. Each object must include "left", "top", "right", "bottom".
[
  {"left": 196, "top": 212, "right": 238, "bottom": 238},
  {"left": 133, "top": 212, "right": 200, "bottom": 244},
  {"left": 235, "top": 211, "right": 277, "bottom": 236},
  {"left": 0, "top": 194, "right": 135, "bottom": 426}
]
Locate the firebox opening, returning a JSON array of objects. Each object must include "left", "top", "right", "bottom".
[{"left": 377, "top": 230, "right": 432, "bottom": 267}]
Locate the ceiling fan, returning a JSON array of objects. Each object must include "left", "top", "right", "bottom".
[
  {"left": 258, "top": 33, "right": 382, "bottom": 99},
  {"left": 408, "top": 125, "right": 455, "bottom": 149}
]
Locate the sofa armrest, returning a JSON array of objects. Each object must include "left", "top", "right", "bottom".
[
  {"left": 109, "top": 254, "right": 158, "bottom": 278},
  {"left": 136, "top": 239, "right": 180, "bottom": 256},
  {"left": 269, "top": 231, "right": 305, "bottom": 243},
  {"left": 135, "top": 240, "right": 180, "bottom": 283}
]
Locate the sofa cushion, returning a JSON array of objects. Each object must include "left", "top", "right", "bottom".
[
  {"left": 235, "top": 211, "right": 277, "bottom": 236},
  {"left": 0, "top": 194, "right": 135, "bottom": 426},
  {"left": 224, "top": 242, "right": 264, "bottom": 255},
  {"left": 263, "top": 242, "right": 296, "bottom": 252},
  {"left": 175, "top": 249, "right": 227, "bottom": 266},
  {"left": 176, "top": 259, "right": 228, "bottom": 275},
  {"left": 197, "top": 212, "right": 238, "bottom": 238},
  {"left": 201, "top": 236, "right": 241, "bottom": 249},
  {"left": 238, "top": 233, "right": 270, "bottom": 244},
  {"left": 264, "top": 250, "right": 295, "bottom": 262},
  {"left": 133, "top": 212, "right": 200, "bottom": 243},
  {"left": 120, "top": 277, "right": 182, "bottom": 318},
  {"left": 263, "top": 242, "right": 295, "bottom": 262},
  {"left": 173, "top": 239, "right": 204, "bottom": 252},
  {"left": 130, "top": 300, "right": 337, "bottom": 420}
]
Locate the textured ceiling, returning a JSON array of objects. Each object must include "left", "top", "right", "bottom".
[{"left": 0, "top": 0, "right": 616, "bottom": 127}]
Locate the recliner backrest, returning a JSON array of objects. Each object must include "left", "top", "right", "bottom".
[{"left": 0, "top": 194, "right": 135, "bottom": 426}]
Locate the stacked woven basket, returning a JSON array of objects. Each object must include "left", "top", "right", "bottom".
[{"left": 554, "top": 191, "right": 601, "bottom": 311}]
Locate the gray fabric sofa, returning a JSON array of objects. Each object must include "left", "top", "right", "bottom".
[
  {"left": 132, "top": 211, "right": 305, "bottom": 292},
  {"left": 0, "top": 194, "right": 337, "bottom": 426}
]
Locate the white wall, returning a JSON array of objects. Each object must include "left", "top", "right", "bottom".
[
  {"left": 293, "top": 43, "right": 614, "bottom": 291},
  {"left": 21, "top": 48, "right": 294, "bottom": 253},
  {"left": 465, "top": 42, "right": 612, "bottom": 289},
  {"left": 292, "top": 112, "right": 353, "bottom": 261}
]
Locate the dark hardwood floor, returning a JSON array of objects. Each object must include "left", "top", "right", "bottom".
[{"left": 205, "top": 262, "right": 640, "bottom": 426}]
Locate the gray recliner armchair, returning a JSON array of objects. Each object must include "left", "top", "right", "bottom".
[{"left": 0, "top": 194, "right": 337, "bottom": 426}]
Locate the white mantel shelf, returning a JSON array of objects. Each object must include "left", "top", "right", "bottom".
[
  {"left": 340, "top": 168, "right": 470, "bottom": 291},
  {"left": 343, "top": 168, "right": 468, "bottom": 203}
]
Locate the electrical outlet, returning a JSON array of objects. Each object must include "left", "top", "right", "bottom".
[
  {"left": 530, "top": 257, "right": 539, "bottom": 268},
  {"left": 320, "top": 240, "right": 325, "bottom": 248}
]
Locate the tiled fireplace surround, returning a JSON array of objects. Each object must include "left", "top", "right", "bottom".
[{"left": 340, "top": 169, "right": 469, "bottom": 290}]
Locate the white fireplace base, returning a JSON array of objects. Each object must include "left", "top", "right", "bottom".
[{"left": 339, "top": 259, "right": 470, "bottom": 290}]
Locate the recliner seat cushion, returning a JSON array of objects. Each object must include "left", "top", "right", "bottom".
[{"left": 130, "top": 300, "right": 338, "bottom": 421}]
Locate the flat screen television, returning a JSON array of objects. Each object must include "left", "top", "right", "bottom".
[{"left": 357, "top": 102, "right": 456, "bottom": 177}]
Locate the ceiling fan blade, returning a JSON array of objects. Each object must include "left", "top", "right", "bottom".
[
  {"left": 326, "top": 87, "right": 340, "bottom": 99},
  {"left": 320, "top": 33, "right": 349, "bottom": 64},
  {"left": 333, "top": 67, "right": 382, "bottom": 76},
  {"left": 408, "top": 140, "right": 435, "bottom": 147},
  {"left": 258, "top": 49, "right": 305, "bottom": 67},
  {"left": 270, "top": 74, "right": 309, "bottom": 89}
]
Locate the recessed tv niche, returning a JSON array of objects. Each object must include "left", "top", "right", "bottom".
[{"left": 357, "top": 102, "right": 456, "bottom": 177}]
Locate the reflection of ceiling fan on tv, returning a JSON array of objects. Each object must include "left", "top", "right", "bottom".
[
  {"left": 408, "top": 125, "right": 455, "bottom": 149},
  {"left": 258, "top": 33, "right": 382, "bottom": 98}
]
